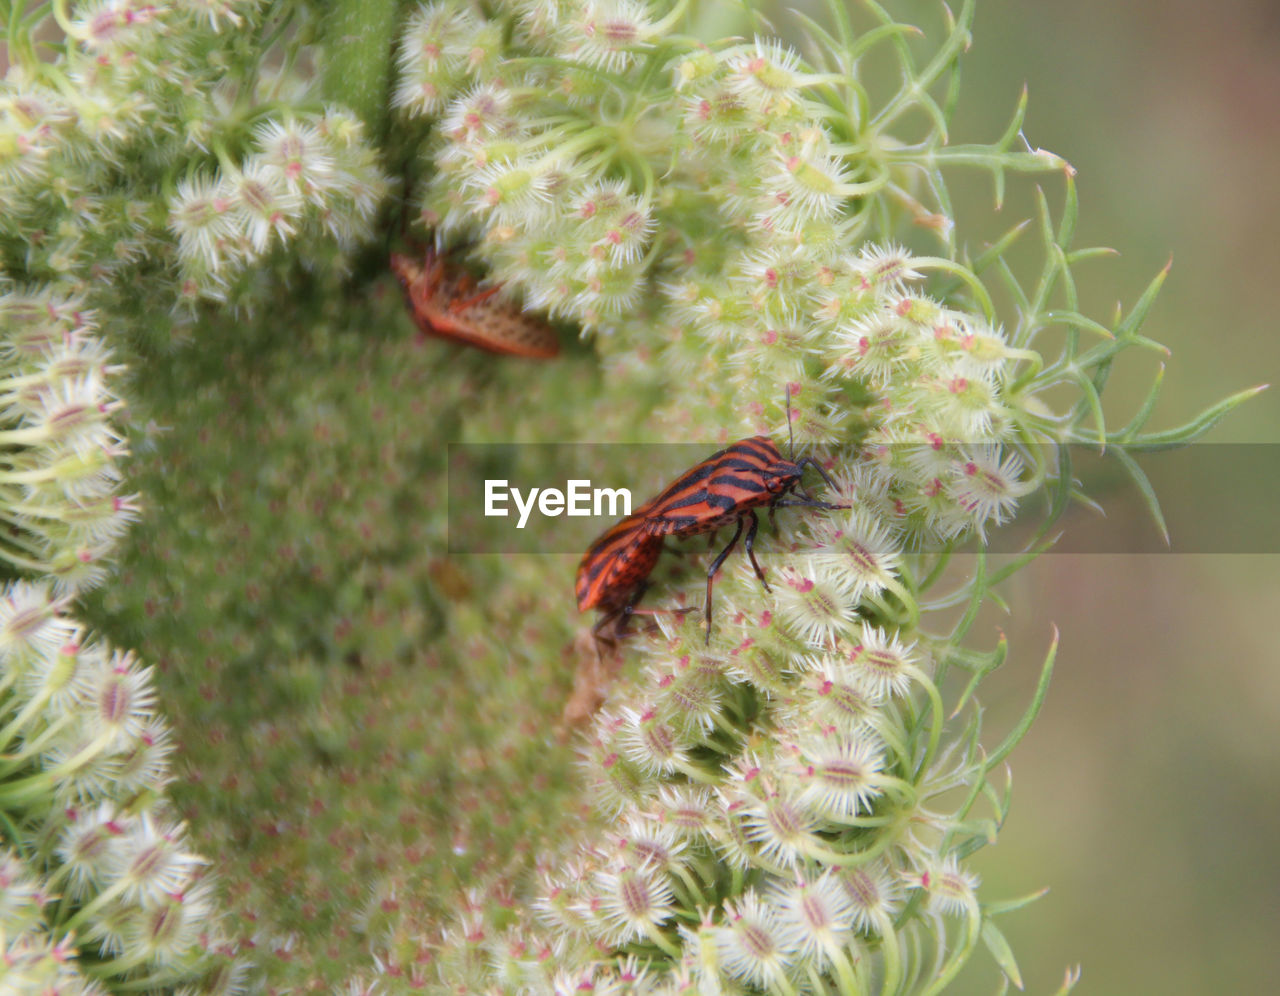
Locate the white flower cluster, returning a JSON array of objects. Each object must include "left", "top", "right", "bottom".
[
  {"left": 67, "top": 0, "right": 262, "bottom": 51},
  {"left": 167, "top": 110, "right": 389, "bottom": 300},
  {"left": 393, "top": 5, "right": 1050, "bottom": 993},
  {"left": 394, "top": 4, "right": 663, "bottom": 332},
  {"left": 665, "top": 243, "right": 1036, "bottom": 547},
  {"left": 430, "top": 104, "right": 657, "bottom": 329},
  {"left": 0, "top": 582, "right": 242, "bottom": 989},
  {"left": 0, "top": 0, "right": 262, "bottom": 214},
  {"left": 394, "top": 2, "right": 505, "bottom": 116},
  {"left": 1, "top": 1, "right": 388, "bottom": 306},
  {"left": 421, "top": 602, "right": 997, "bottom": 994},
  {"left": 0, "top": 285, "right": 135, "bottom": 591}
]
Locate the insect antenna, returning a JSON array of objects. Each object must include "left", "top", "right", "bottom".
[
  {"left": 785, "top": 382, "right": 796, "bottom": 460},
  {"left": 781, "top": 384, "right": 850, "bottom": 510}
]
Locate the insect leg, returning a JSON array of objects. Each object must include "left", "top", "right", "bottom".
[
  {"left": 704, "top": 516, "right": 745, "bottom": 644},
  {"left": 617, "top": 581, "right": 652, "bottom": 634},
  {"left": 590, "top": 609, "right": 621, "bottom": 665},
  {"left": 772, "top": 496, "right": 850, "bottom": 510},
  {"left": 628, "top": 605, "right": 698, "bottom": 619},
  {"left": 422, "top": 247, "right": 445, "bottom": 297},
  {"left": 592, "top": 580, "right": 648, "bottom": 640},
  {"left": 449, "top": 283, "right": 501, "bottom": 313},
  {"left": 796, "top": 455, "right": 845, "bottom": 499},
  {"left": 742, "top": 509, "right": 770, "bottom": 593}
]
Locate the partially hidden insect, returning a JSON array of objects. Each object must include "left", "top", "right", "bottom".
[
  {"left": 390, "top": 247, "right": 560, "bottom": 359},
  {"left": 576, "top": 402, "right": 849, "bottom": 645}
]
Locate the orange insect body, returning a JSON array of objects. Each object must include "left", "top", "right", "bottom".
[
  {"left": 575, "top": 522, "right": 665, "bottom": 615},
  {"left": 576, "top": 432, "right": 847, "bottom": 642},
  {"left": 390, "top": 249, "right": 559, "bottom": 359}
]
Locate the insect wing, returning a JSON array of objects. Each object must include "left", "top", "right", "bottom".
[
  {"left": 436, "top": 293, "right": 561, "bottom": 358},
  {"left": 575, "top": 502, "right": 664, "bottom": 611},
  {"left": 391, "top": 250, "right": 559, "bottom": 359}
]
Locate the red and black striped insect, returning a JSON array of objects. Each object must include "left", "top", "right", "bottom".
[
  {"left": 390, "top": 247, "right": 560, "bottom": 358},
  {"left": 576, "top": 402, "right": 848, "bottom": 644}
]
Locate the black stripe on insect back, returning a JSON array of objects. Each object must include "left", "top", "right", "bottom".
[
  {"left": 655, "top": 460, "right": 727, "bottom": 501},
  {"left": 652, "top": 439, "right": 775, "bottom": 509},
  {"left": 582, "top": 548, "right": 615, "bottom": 586},
  {"left": 651, "top": 519, "right": 698, "bottom": 534},
  {"left": 706, "top": 473, "right": 771, "bottom": 496},
  {"left": 727, "top": 437, "right": 782, "bottom": 462},
  {"left": 717, "top": 457, "right": 775, "bottom": 477},
  {"left": 660, "top": 489, "right": 739, "bottom": 514},
  {"left": 730, "top": 450, "right": 776, "bottom": 470}
]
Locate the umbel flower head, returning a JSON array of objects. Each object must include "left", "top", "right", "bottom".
[{"left": 0, "top": 582, "right": 240, "bottom": 989}]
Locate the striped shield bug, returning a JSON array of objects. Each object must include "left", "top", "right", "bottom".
[
  {"left": 576, "top": 392, "right": 849, "bottom": 644},
  {"left": 390, "top": 247, "right": 560, "bottom": 358}
]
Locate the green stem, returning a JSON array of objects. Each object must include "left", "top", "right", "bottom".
[
  {"left": 909, "top": 257, "right": 995, "bottom": 322},
  {"left": 906, "top": 665, "right": 944, "bottom": 780},
  {"left": 869, "top": 719, "right": 909, "bottom": 767},
  {"left": 0, "top": 525, "right": 50, "bottom": 558},
  {"left": 0, "top": 710, "right": 74, "bottom": 777},
  {"left": 768, "top": 966, "right": 800, "bottom": 996},
  {"left": 642, "top": 920, "right": 682, "bottom": 959},
  {"left": 670, "top": 860, "right": 706, "bottom": 908},
  {"left": 648, "top": 0, "right": 693, "bottom": 37},
  {"left": 0, "top": 730, "right": 114, "bottom": 810},
  {"left": 672, "top": 757, "right": 722, "bottom": 785},
  {"left": 49, "top": 0, "right": 74, "bottom": 39},
  {"left": 803, "top": 833, "right": 894, "bottom": 868},
  {"left": 806, "top": 960, "right": 834, "bottom": 996},
  {"left": 0, "top": 649, "right": 76, "bottom": 754},
  {"left": 829, "top": 942, "right": 865, "bottom": 996},
  {"left": 60, "top": 844, "right": 157, "bottom": 936},
  {"left": 878, "top": 916, "right": 904, "bottom": 995},
  {"left": 918, "top": 900, "right": 981, "bottom": 995}
]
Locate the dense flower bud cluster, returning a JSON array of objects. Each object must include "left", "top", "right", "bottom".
[
  {"left": 167, "top": 108, "right": 387, "bottom": 300},
  {"left": 1, "top": 0, "right": 387, "bottom": 306},
  {"left": 0, "top": 284, "right": 133, "bottom": 590},
  {"left": 0, "top": 2, "right": 395, "bottom": 990},
  {"left": 0, "top": 582, "right": 242, "bottom": 990},
  {"left": 399, "top": 4, "right": 1039, "bottom": 547}
]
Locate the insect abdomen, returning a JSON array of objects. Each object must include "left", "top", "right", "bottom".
[{"left": 575, "top": 527, "right": 664, "bottom": 613}]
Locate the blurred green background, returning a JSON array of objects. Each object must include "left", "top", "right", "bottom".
[{"left": 921, "top": 1, "right": 1280, "bottom": 992}]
